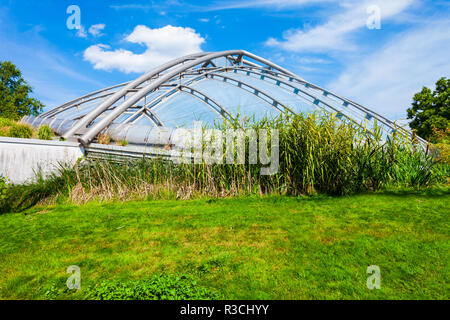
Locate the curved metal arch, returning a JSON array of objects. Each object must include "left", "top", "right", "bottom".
[
  {"left": 122, "top": 67, "right": 235, "bottom": 125},
  {"left": 43, "top": 69, "right": 214, "bottom": 121},
  {"left": 26, "top": 49, "right": 425, "bottom": 148},
  {"left": 234, "top": 63, "right": 391, "bottom": 121},
  {"left": 39, "top": 81, "right": 130, "bottom": 118},
  {"left": 124, "top": 85, "right": 236, "bottom": 126},
  {"left": 127, "top": 109, "right": 162, "bottom": 127},
  {"left": 179, "top": 85, "right": 236, "bottom": 121},
  {"left": 204, "top": 73, "right": 294, "bottom": 114},
  {"left": 121, "top": 106, "right": 165, "bottom": 127},
  {"left": 63, "top": 51, "right": 211, "bottom": 139},
  {"left": 238, "top": 64, "right": 425, "bottom": 144},
  {"left": 164, "top": 65, "right": 384, "bottom": 136},
  {"left": 223, "top": 65, "right": 424, "bottom": 144},
  {"left": 123, "top": 67, "right": 292, "bottom": 125},
  {"left": 45, "top": 90, "right": 118, "bottom": 119},
  {"left": 70, "top": 50, "right": 301, "bottom": 144},
  {"left": 226, "top": 67, "right": 364, "bottom": 121},
  {"left": 66, "top": 61, "right": 327, "bottom": 133}
]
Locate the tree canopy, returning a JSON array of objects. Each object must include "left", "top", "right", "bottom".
[
  {"left": 0, "top": 61, "right": 44, "bottom": 120},
  {"left": 407, "top": 77, "right": 450, "bottom": 141}
]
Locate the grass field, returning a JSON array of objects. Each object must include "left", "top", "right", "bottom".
[{"left": 0, "top": 188, "right": 448, "bottom": 300}]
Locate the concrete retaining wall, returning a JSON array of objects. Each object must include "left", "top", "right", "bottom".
[{"left": 0, "top": 137, "right": 84, "bottom": 184}]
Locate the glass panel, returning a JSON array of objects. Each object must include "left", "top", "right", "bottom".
[
  {"left": 152, "top": 91, "right": 221, "bottom": 128},
  {"left": 190, "top": 78, "right": 280, "bottom": 121},
  {"left": 223, "top": 71, "right": 318, "bottom": 116}
]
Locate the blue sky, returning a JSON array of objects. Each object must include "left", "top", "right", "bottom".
[{"left": 0, "top": 0, "right": 449, "bottom": 119}]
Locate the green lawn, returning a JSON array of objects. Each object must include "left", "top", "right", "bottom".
[{"left": 0, "top": 189, "right": 449, "bottom": 300}]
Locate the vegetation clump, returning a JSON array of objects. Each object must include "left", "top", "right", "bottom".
[
  {"left": 0, "top": 61, "right": 43, "bottom": 120},
  {"left": 0, "top": 176, "right": 7, "bottom": 201},
  {"left": 407, "top": 77, "right": 449, "bottom": 141},
  {"left": 83, "top": 274, "right": 218, "bottom": 300},
  {"left": 97, "top": 133, "right": 111, "bottom": 145},
  {"left": 37, "top": 125, "right": 54, "bottom": 140},
  {"left": 1, "top": 113, "right": 448, "bottom": 213},
  {"left": 8, "top": 123, "right": 33, "bottom": 138},
  {"left": 0, "top": 117, "right": 57, "bottom": 140}
]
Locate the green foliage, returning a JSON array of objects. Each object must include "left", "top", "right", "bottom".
[
  {"left": 407, "top": 77, "right": 450, "bottom": 141},
  {"left": 8, "top": 123, "right": 32, "bottom": 138},
  {"left": 84, "top": 274, "right": 219, "bottom": 300},
  {"left": 0, "top": 118, "right": 35, "bottom": 138},
  {"left": 0, "top": 166, "right": 73, "bottom": 214},
  {"left": 1, "top": 113, "right": 448, "bottom": 214},
  {"left": 0, "top": 117, "right": 15, "bottom": 137},
  {"left": 0, "top": 117, "right": 15, "bottom": 127},
  {"left": 0, "top": 126, "right": 10, "bottom": 137},
  {"left": 0, "top": 61, "right": 44, "bottom": 120},
  {"left": 0, "top": 176, "right": 7, "bottom": 201},
  {"left": 37, "top": 125, "right": 54, "bottom": 140},
  {"left": 0, "top": 193, "right": 449, "bottom": 299}
]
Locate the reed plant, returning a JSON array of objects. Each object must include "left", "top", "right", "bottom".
[{"left": 1, "top": 112, "right": 448, "bottom": 212}]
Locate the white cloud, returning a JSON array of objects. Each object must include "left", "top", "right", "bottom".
[
  {"left": 199, "top": 18, "right": 210, "bottom": 22},
  {"left": 298, "top": 57, "right": 332, "bottom": 64},
  {"left": 203, "top": 0, "right": 333, "bottom": 11},
  {"left": 328, "top": 20, "right": 450, "bottom": 119},
  {"left": 88, "top": 24, "right": 106, "bottom": 37},
  {"left": 266, "top": 0, "right": 415, "bottom": 52},
  {"left": 83, "top": 25, "right": 205, "bottom": 73},
  {"left": 109, "top": 4, "right": 152, "bottom": 11},
  {"left": 76, "top": 25, "right": 87, "bottom": 38}
]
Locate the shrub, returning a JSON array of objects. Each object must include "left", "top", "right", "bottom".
[
  {"left": 1, "top": 113, "right": 447, "bottom": 214},
  {"left": 118, "top": 140, "right": 128, "bottom": 147},
  {"left": 0, "top": 117, "right": 15, "bottom": 137},
  {"left": 37, "top": 125, "right": 54, "bottom": 140},
  {"left": 0, "top": 126, "right": 11, "bottom": 137},
  {"left": 8, "top": 123, "right": 32, "bottom": 138},
  {"left": 430, "top": 127, "right": 450, "bottom": 165},
  {"left": 0, "top": 176, "right": 7, "bottom": 201},
  {"left": 0, "top": 165, "right": 75, "bottom": 214},
  {"left": 0, "top": 117, "right": 15, "bottom": 127},
  {"left": 84, "top": 274, "right": 219, "bottom": 300}
]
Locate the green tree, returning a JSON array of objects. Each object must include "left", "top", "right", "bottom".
[
  {"left": 0, "top": 61, "right": 44, "bottom": 120},
  {"left": 407, "top": 77, "right": 450, "bottom": 141}
]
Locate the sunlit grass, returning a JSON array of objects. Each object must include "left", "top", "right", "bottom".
[{"left": 0, "top": 189, "right": 448, "bottom": 300}]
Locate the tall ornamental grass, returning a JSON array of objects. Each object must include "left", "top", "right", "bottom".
[{"left": 1, "top": 113, "right": 447, "bottom": 212}]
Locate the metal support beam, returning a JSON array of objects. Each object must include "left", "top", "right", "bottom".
[
  {"left": 63, "top": 52, "right": 210, "bottom": 140},
  {"left": 25, "top": 49, "right": 423, "bottom": 148}
]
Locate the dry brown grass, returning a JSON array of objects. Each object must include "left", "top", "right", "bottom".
[
  {"left": 97, "top": 133, "right": 112, "bottom": 145},
  {"left": 0, "top": 126, "right": 12, "bottom": 136}
]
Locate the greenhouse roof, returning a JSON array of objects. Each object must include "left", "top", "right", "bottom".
[{"left": 22, "top": 50, "right": 424, "bottom": 147}]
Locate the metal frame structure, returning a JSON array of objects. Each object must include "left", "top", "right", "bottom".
[{"left": 23, "top": 50, "right": 426, "bottom": 147}]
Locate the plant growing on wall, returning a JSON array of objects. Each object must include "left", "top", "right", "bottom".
[
  {"left": 37, "top": 125, "right": 54, "bottom": 140},
  {"left": 8, "top": 124, "right": 33, "bottom": 138},
  {"left": 0, "top": 176, "right": 7, "bottom": 202}
]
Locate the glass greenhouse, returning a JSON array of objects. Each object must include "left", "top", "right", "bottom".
[{"left": 22, "top": 50, "right": 424, "bottom": 148}]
